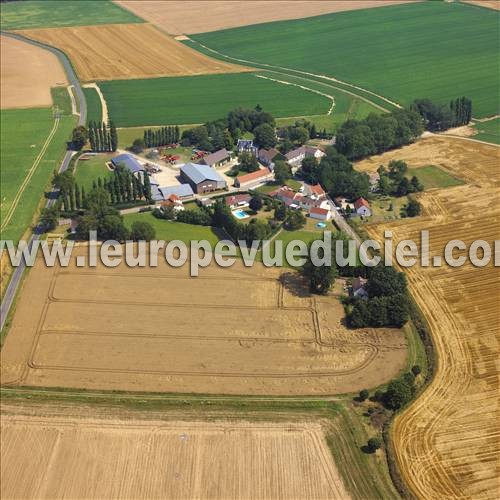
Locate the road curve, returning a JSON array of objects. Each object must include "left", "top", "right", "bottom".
[{"left": 0, "top": 31, "right": 87, "bottom": 332}]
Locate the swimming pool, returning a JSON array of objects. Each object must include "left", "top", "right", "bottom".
[
  {"left": 233, "top": 209, "right": 249, "bottom": 219},
  {"left": 316, "top": 222, "right": 327, "bottom": 228}
]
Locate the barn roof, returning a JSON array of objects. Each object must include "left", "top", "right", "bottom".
[
  {"left": 111, "top": 153, "right": 143, "bottom": 174},
  {"left": 159, "top": 184, "right": 194, "bottom": 198},
  {"left": 181, "top": 163, "right": 225, "bottom": 185},
  {"left": 202, "top": 148, "right": 230, "bottom": 166}
]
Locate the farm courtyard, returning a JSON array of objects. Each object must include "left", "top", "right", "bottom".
[{"left": 1, "top": 247, "right": 407, "bottom": 396}]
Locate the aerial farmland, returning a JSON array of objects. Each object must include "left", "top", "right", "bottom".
[{"left": 0, "top": 1, "right": 498, "bottom": 499}]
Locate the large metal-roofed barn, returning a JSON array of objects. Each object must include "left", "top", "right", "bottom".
[{"left": 180, "top": 163, "right": 227, "bottom": 194}]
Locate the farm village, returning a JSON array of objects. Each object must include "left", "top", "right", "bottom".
[{"left": 0, "top": 1, "right": 498, "bottom": 500}]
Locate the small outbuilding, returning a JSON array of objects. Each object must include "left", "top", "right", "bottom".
[
  {"left": 200, "top": 148, "right": 231, "bottom": 168},
  {"left": 354, "top": 197, "right": 372, "bottom": 216}
]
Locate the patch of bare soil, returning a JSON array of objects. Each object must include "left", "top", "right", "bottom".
[
  {"left": 0, "top": 35, "right": 67, "bottom": 109},
  {"left": 116, "top": 1, "right": 420, "bottom": 35}
]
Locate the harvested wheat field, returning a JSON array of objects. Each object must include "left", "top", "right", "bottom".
[
  {"left": 0, "top": 35, "right": 67, "bottom": 109},
  {"left": 116, "top": 0, "right": 419, "bottom": 35},
  {"left": 357, "top": 136, "right": 500, "bottom": 499},
  {"left": 17, "top": 23, "right": 250, "bottom": 82},
  {"left": 463, "top": 1, "right": 500, "bottom": 10},
  {"left": 1, "top": 249, "right": 406, "bottom": 395},
  {"left": 0, "top": 411, "right": 349, "bottom": 500}
]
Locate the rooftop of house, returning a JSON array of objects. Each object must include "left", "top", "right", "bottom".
[
  {"left": 225, "top": 194, "right": 251, "bottom": 206},
  {"left": 258, "top": 148, "right": 280, "bottom": 162},
  {"left": 352, "top": 276, "right": 368, "bottom": 291},
  {"left": 181, "top": 163, "right": 226, "bottom": 185},
  {"left": 309, "top": 207, "right": 329, "bottom": 216},
  {"left": 309, "top": 184, "right": 326, "bottom": 196},
  {"left": 354, "top": 197, "right": 370, "bottom": 209},
  {"left": 201, "top": 148, "right": 230, "bottom": 166},
  {"left": 236, "top": 167, "right": 271, "bottom": 184}
]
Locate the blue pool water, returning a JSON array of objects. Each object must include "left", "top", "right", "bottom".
[
  {"left": 233, "top": 209, "right": 249, "bottom": 219},
  {"left": 316, "top": 222, "right": 327, "bottom": 228}
]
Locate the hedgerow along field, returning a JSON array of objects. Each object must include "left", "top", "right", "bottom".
[
  {"left": 0, "top": 0, "right": 143, "bottom": 30},
  {"left": 190, "top": 1, "right": 499, "bottom": 118},
  {"left": 0, "top": 104, "right": 75, "bottom": 244},
  {"left": 99, "top": 72, "right": 332, "bottom": 127}
]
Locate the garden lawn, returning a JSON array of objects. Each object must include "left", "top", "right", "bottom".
[
  {"left": 473, "top": 118, "right": 500, "bottom": 145},
  {"left": 190, "top": 2, "right": 499, "bottom": 118},
  {"left": 407, "top": 166, "right": 464, "bottom": 190},
  {"left": 0, "top": 108, "right": 75, "bottom": 243},
  {"left": 99, "top": 72, "right": 331, "bottom": 127},
  {"left": 74, "top": 154, "right": 114, "bottom": 191},
  {"left": 0, "top": 0, "right": 143, "bottom": 29},
  {"left": 123, "top": 212, "right": 221, "bottom": 246}
]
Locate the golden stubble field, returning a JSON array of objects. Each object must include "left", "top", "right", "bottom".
[
  {"left": 1, "top": 409, "right": 350, "bottom": 500},
  {"left": 1, "top": 250, "right": 406, "bottom": 395},
  {"left": 357, "top": 136, "right": 500, "bottom": 499},
  {"left": 0, "top": 35, "right": 67, "bottom": 109},
  {"left": 17, "top": 23, "right": 250, "bottom": 82},
  {"left": 115, "top": 0, "right": 420, "bottom": 34}
]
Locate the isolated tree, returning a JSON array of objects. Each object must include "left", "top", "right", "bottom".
[
  {"left": 249, "top": 196, "right": 263, "bottom": 211},
  {"left": 359, "top": 389, "right": 369, "bottom": 401},
  {"left": 411, "top": 365, "right": 422, "bottom": 376},
  {"left": 284, "top": 210, "right": 305, "bottom": 231},
  {"left": 39, "top": 206, "right": 59, "bottom": 232},
  {"left": 405, "top": 198, "right": 422, "bottom": 217},
  {"left": 71, "top": 126, "right": 88, "bottom": 150},
  {"left": 367, "top": 437, "right": 382, "bottom": 453},
  {"left": 130, "top": 221, "right": 156, "bottom": 241}
]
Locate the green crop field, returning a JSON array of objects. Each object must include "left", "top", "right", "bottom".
[
  {"left": 190, "top": 2, "right": 499, "bottom": 118},
  {"left": 407, "top": 166, "right": 464, "bottom": 190},
  {"left": 0, "top": 107, "right": 75, "bottom": 243},
  {"left": 99, "top": 72, "right": 332, "bottom": 127},
  {"left": 82, "top": 87, "right": 102, "bottom": 125},
  {"left": 472, "top": 118, "right": 500, "bottom": 145},
  {"left": 0, "top": 0, "right": 143, "bottom": 30},
  {"left": 74, "top": 154, "right": 114, "bottom": 191}
]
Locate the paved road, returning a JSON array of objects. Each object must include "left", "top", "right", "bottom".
[{"left": 0, "top": 32, "right": 87, "bottom": 332}]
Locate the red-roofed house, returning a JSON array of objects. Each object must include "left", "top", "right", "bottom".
[
  {"left": 225, "top": 194, "right": 251, "bottom": 209},
  {"left": 354, "top": 197, "right": 371, "bottom": 216},
  {"left": 309, "top": 207, "right": 332, "bottom": 221},
  {"left": 304, "top": 183, "right": 326, "bottom": 199},
  {"left": 234, "top": 168, "right": 274, "bottom": 188},
  {"left": 161, "top": 193, "right": 184, "bottom": 211}
]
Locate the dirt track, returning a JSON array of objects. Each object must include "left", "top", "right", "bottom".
[
  {"left": 1, "top": 411, "right": 349, "bottom": 499},
  {"left": 1, "top": 253, "right": 406, "bottom": 395},
  {"left": 116, "top": 1, "right": 420, "bottom": 34},
  {"left": 0, "top": 35, "right": 67, "bottom": 109},
  {"left": 357, "top": 137, "right": 500, "bottom": 499},
  {"left": 17, "top": 23, "right": 250, "bottom": 82}
]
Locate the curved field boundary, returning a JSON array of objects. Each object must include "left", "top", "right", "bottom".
[
  {"left": 1, "top": 116, "right": 60, "bottom": 231},
  {"left": 254, "top": 74, "right": 335, "bottom": 115},
  {"left": 184, "top": 37, "right": 401, "bottom": 112}
]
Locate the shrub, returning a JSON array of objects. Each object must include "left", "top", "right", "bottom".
[
  {"left": 367, "top": 437, "right": 382, "bottom": 453},
  {"left": 359, "top": 389, "right": 369, "bottom": 401},
  {"left": 411, "top": 365, "right": 422, "bottom": 376}
]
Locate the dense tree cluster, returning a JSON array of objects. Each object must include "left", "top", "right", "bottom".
[
  {"left": 347, "top": 265, "right": 410, "bottom": 328},
  {"left": 143, "top": 126, "right": 180, "bottom": 148},
  {"left": 300, "top": 148, "right": 370, "bottom": 199},
  {"left": 277, "top": 118, "right": 323, "bottom": 153},
  {"left": 383, "top": 372, "right": 416, "bottom": 410},
  {"left": 237, "top": 152, "right": 260, "bottom": 173},
  {"left": 411, "top": 96, "right": 472, "bottom": 131},
  {"left": 53, "top": 170, "right": 85, "bottom": 213},
  {"left": 71, "top": 126, "right": 88, "bottom": 151},
  {"left": 401, "top": 197, "right": 422, "bottom": 218},
  {"left": 335, "top": 109, "right": 424, "bottom": 160},
  {"left": 88, "top": 121, "right": 117, "bottom": 152},
  {"left": 181, "top": 106, "right": 275, "bottom": 152},
  {"left": 377, "top": 160, "right": 423, "bottom": 197},
  {"left": 75, "top": 187, "right": 130, "bottom": 241}
]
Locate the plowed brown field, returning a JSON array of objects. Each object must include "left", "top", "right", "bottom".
[
  {"left": 115, "top": 0, "right": 420, "bottom": 34},
  {"left": 1, "top": 413, "right": 349, "bottom": 499},
  {"left": 357, "top": 136, "right": 500, "bottom": 499},
  {"left": 0, "top": 250, "right": 406, "bottom": 395},
  {"left": 17, "top": 23, "right": 250, "bottom": 82},
  {"left": 0, "top": 35, "right": 67, "bottom": 109}
]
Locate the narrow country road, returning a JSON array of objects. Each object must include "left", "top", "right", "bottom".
[{"left": 0, "top": 31, "right": 87, "bottom": 332}]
